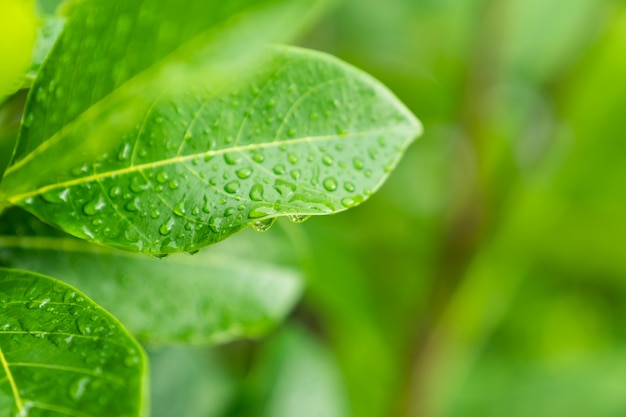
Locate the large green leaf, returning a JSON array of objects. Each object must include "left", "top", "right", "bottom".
[
  {"left": 4, "top": 0, "right": 325, "bottom": 172},
  {"left": 0, "top": 207, "right": 304, "bottom": 344},
  {"left": 0, "top": 268, "right": 147, "bottom": 417},
  {"left": 0, "top": 46, "right": 421, "bottom": 253}
]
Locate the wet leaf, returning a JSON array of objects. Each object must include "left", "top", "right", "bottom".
[
  {"left": 1, "top": 46, "right": 421, "bottom": 253},
  {"left": 0, "top": 268, "right": 147, "bottom": 417},
  {"left": 0, "top": 207, "right": 304, "bottom": 344}
]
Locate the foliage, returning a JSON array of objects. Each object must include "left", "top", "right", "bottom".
[
  {"left": 0, "top": 0, "right": 419, "bottom": 415},
  {"left": 3, "top": 0, "right": 625, "bottom": 416}
]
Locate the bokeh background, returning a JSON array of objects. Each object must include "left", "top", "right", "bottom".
[
  {"left": 295, "top": 0, "right": 626, "bottom": 416},
  {"left": 3, "top": 0, "right": 626, "bottom": 416}
]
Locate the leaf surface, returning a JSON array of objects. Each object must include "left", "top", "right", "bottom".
[
  {"left": 5, "top": 0, "right": 325, "bottom": 171},
  {"left": 0, "top": 207, "right": 304, "bottom": 344},
  {"left": 1, "top": 46, "right": 422, "bottom": 253},
  {"left": 0, "top": 268, "right": 147, "bottom": 417}
]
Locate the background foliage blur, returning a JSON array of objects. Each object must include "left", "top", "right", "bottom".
[{"left": 3, "top": 0, "right": 626, "bottom": 416}]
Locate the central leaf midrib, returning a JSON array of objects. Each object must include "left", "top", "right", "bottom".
[
  {"left": 7, "top": 126, "right": 409, "bottom": 203},
  {"left": 0, "top": 346, "right": 24, "bottom": 414}
]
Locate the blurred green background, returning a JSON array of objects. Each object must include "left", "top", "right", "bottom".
[
  {"left": 4, "top": 0, "right": 626, "bottom": 416},
  {"left": 296, "top": 0, "right": 626, "bottom": 416}
]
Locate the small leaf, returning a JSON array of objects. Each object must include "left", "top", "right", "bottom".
[
  {"left": 0, "top": 207, "right": 304, "bottom": 344},
  {"left": 0, "top": 268, "right": 147, "bottom": 417},
  {"left": 1, "top": 46, "right": 422, "bottom": 253}
]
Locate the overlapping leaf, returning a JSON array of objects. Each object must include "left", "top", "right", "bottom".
[
  {"left": 1, "top": 46, "right": 421, "bottom": 253},
  {"left": 0, "top": 207, "right": 304, "bottom": 344},
  {"left": 0, "top": 268, "right": 147, "bottom": 417}
]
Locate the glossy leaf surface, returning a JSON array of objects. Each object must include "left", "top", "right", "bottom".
[
  {"left": 0, "top": 207, "right": 304, "bottom": 344},
  {"left": 7, "top": 0, "right": 326, "bottom": 166},
  {"left": 1, "top": 46, "right": 421, "bottom": 253},
  {"left": 0, "top": 268, "right": 147, "bottom": 417}
]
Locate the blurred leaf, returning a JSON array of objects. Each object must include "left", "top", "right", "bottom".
[
  {"left": 149, "top": 346, "right": 235, "bottom": 417},
  {"left": 1, "top": 46, "right": 421, "bottom": 254},
  {"left": 0, "top": 268, "right": 147, "bottom": 417},
  {"left": 231, "top": 326, "right": 351, "bottom": 417},
  {"left": 0, "top": 0, "right": 37, "bottom": 101},
  {"left": 0, "top": 207, "right": 304, "bottom": 344}
]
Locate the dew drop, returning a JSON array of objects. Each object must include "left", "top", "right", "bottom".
[
  {"left": 124, "top": 197, "right": 140, "bottom": 212},
  {"left": 323, "top": 177, "right": 338, "bottom": 192},
  {"left": 69, "top": 377, "right": 90, "bottom": 401},
  {"left": 322, "top": 155, "right": 334, "bottom": 166},
  {"left": 159, "top": 218, "right": 175, "bottom": 236},
  {"left": 118, "top": 143, "right": 132, "bottom": 161},
  {"left": 236, "top": 167, "right": 253, "bottom": 179},
  {"left": 287, "top": 129, "right": 296, "bottom": 137},
  {"left": 173, "top": 201, "right": 186, "bottom": 216},
  {"left": 82, "top": 196, "right": 106, "bottom": 216},
  {"left": 344, "top": 182, "right": 356, "bottom": 192},
  {"left": 168, "top": 179, "right": 179, "bottom": 190},
  {"left": 273, "top": 164, "right": 285, "bottom": 175},
  {"left": 224, "top": 152, "right": 241, "bottom": 165},
  {"left": 249, "top": 184, "right": 264, "bottom": 201},
  {"left": 341, "top": 196, "right": 363, "bottom": 208},
  {"left": 288, "top": 153, "right": 298, "bottom": 164},
  {"left": 290, "top": 170, "right": 301, "bottom": 180},
  {"left": 224, "top": 180, "right": 240, "bottom": 194},
  {"left": 353, "top": 158, "right": 364, "bottom": 170},
  {"left": 156, "top": 171, "right": 169, "bottom": 184},
  {"left": 252, "top": 153, "right": 265, "bottom": 163}
]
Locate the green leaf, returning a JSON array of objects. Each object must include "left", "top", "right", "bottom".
[
  {"left": 0, "top": 207, "right": 304, "bottom": 344},
  {"left": 234, "top": 326, "right": 351, "bottom": 417},
  {"left": 0, "top": 268, "right": 147, "bottom": 417},
  {"left": 149, "top": 346, "right": 235, "bottom": 417},
  {"left": 6, "top": 0, "right": 327, "bottom": 171},
  {"left": 1, "top": 46, "right": 421, "bottom": 253}
]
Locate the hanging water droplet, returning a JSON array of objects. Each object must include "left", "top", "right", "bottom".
[
  {"left": 151, "top": 253, "right": 169, "bottom": 260},
  {"left": 323, "top": 177, "right": 338, "bottom": 192},
  {"left": 251, "top": 217, "right": 276, "bottom": 232},
  {"left": 288, "top": 214, "right": 310, "bottom": 223}
]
